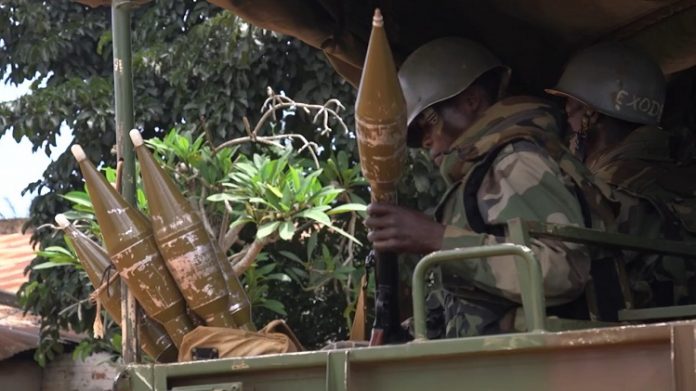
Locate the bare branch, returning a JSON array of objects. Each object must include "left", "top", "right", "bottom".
[
  {"left": 254, "top": 94, "right": 349, "bottom": 137},
  {"left": 197, "top": 187, "right": 216, "bottom": 238},
  {"left": 218, "top": 207, "right": 230, "bottom": 249},
  {"left": 229, "top": 247, "right": 247, "bottom": 264},
  {"left": 200, "top": 115, "right": 217, "bottom": 149},
  {"left": 232, "top": 238, "right": 271, "bottom": 276},
  {"left": 214, "top": 133, "right": 321, "bottom": 168},
  {"left": 220, "top": 218, "right": 249, "bottom": 254},
  {"left": 212, "top": 92, "right": 349, "bottom": 171},
  {"left": 251, "top": 102, "right": 300, "bottom": 136},
  {"left": 243, "top": 116, "right": 253, "bottom": 139},
  {"left": 214, "top": 135, "right": 282, "bottom": 151},
  {"left": 343, "top": 211, "right": 357, "bottom": 267},
  {"left": 35, "top": 223, "right": 61, "bottom": 233},
  {"left": 58, "top": 296, "right": 94, "bottom": 317}
]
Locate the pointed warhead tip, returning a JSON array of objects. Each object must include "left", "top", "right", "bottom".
[
  {"left": 372, "top": 8, "right": 384, "bottom": 27},
  {"left": 55, "top": 214, "right": 70, "bottom": 228},
  {"left": 129, "top": 129, "right": 144, "bottom": 147},
  {"left": 71, "top": 145, "right": 86, "bottom": 162}
]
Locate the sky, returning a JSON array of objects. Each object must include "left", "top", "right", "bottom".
[{"left": 0, "top": 73, "right": 73, "bottom": 218}]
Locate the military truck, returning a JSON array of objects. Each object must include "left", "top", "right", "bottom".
[{"left": 75, "top": 1, "right": 696, "bottom": 390}]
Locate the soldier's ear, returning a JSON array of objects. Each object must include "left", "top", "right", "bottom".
[{"left": 456, "top": 86, "right": 486, "bottom": 114}]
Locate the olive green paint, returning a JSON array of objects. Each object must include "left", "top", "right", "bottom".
[
  {"left": 121, "top": 319, "right": 691, "bottom": 390},
  {"left": 354, "top": 9, "right": 407, "bottom": 205},
  {"left": 64, "top": 225, "right": 178, "bottom": 362},
  {"left": 411, "top": 244, "right": 547, "bottom": 340},
  {"left": 74, "top": 153, "right": 193, "bottom": 347},
  {"left": 133, "top": 136, "right": 253, "bottom": 330}
]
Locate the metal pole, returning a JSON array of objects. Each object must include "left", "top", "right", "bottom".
[
  {"left": 411, "top": 244, "right": 547, "bottom": 341},
  {"left": 112, "top": 0, "right": 140, "bottom": 364}
]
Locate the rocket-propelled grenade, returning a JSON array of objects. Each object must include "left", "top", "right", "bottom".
[
  {"left": 355, "top": 9, "right": 408, "bottom": 346},
  {"left": 55, "top": 214, "right": 178, "bottom": 363},
  {"left": 70, "top": 145, "right": 193, "bottom": 348},
  {"left": 129, "top": 130, "right": 255, "bottom": 331},
  {"left": 355, "top": 8, "right": 407, "bottom": 204}
]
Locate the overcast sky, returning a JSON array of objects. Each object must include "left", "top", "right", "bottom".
[{"left": 0, "top": 72, "right": 73, "bottom": 218}]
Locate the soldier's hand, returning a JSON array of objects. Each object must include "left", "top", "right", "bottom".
[{"left": 364, "top": 203, "right": 445, "bottom": 254}]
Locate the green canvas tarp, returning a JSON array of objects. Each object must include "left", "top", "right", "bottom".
[{"left": 76, "top": 0, "right": 696, "bottom": 90}]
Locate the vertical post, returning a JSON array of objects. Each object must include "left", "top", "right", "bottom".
[
  {"left": 112, "top": 0, "right": 140, "bottom": 364},
  {"left": 505, "top": 218, "right": 544, "bottom": 332}
]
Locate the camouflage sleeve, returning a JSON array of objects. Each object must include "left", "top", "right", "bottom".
[{"left": 440, "top": 141, "right": 591, "bottom": 305}]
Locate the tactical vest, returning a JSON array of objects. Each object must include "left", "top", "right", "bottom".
[
  {"left": 431, "top": 97, "right": 617, "bottom": 304},
  {"left": 436, "top": 98, "right": 615, "bottom": 234}
]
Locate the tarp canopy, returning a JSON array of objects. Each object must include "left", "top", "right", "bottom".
[
  {"left": 208, "top": 0, "right": 696, "bottom": 92},
  {"left": 77, "top": 0, "right": 696, "bottom": 91}
]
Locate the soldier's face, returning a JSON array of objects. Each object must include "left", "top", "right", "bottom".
[
  {"left": 417, "top": 91, "right": 481, "bottom": 167},
  {"left": 419, "top": 110, "right": 458, "bottom": 167},
  {"left": 564, "top": 97, "right": 586, "bottom": 133}
]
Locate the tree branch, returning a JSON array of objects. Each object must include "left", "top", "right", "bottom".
[
  {"left": 199, "top": 115, "right": 217, "bottom": 149},
  {"left": 220, "top": 219, "right": 248, "bottom": 254},
  {"left": 211, "top": 92, "right": 348, "bottom": 169},
  {"left": 214, "top": 133, "right": 322, "bottom": 168},
  {"left": 218, "top": 207, "right": 230, "bottom": 249},
  {"left": 232, "top": 238, "right": 270, "bottom": 276},
  {"left": 197, "top": 187, "right": 216, "bottom": 238}
]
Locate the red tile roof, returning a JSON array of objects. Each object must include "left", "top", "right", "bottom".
[
  {"left": 0, "top": 304, "right": 41, "bottom": 360},
  {"left": 0, "top": 303, "right": 83, "bottom": 360},
  {"left": 0, "top": 232, "right": 34, "bottom": 295},
  {"left": 0, "top": 222, "right": 85, "bottom": 360},
  {"left": 0, "top": 223, "right": 49, "bottom": 360}
]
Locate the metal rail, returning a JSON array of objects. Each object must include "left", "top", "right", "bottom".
[
  {"left": 411, "top": 244, "right": 546, "bottom": 340},
  {"left": 525, "top": 221, "right": 696, "bottom": 257}
]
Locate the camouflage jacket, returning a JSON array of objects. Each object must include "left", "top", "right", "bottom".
[
  {"left": 433, "top": 96, "right": 609, "bottom": 306},
  {"left": 590, "top": 126, "right": 677, "bottom": 199},
  {"left": 588, "top": 125, "right": 696, "bottom": 237},
  {"left": 586, "top": 125, "right": 696, "bottom": 305}
]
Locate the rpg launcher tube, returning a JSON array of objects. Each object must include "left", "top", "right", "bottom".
[
  {"left": 129, "top": 130, "right": 255, "bottom": 331},
  {"left": 55, "top": 214, "right": 178, "bottom": 363},
  {"left": 354, "top": 8, "right": 407, "bottom": 204},
  {"left": 71, "top": 145, "right": 193, "bottom": 348}
]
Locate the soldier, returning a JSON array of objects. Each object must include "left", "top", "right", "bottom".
[
  {"left": 546, "top": 42, "right": 695, "bottom": 306},
  {"left": 364, "top": 37, "right": 607, "bottom": 338},
  {"left": 545, "top": 42, "right": 670, "bottom": 184}
]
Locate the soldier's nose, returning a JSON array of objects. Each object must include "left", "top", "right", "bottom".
[{"left": 421, "top": 130, "right": 434, "bottom": 149}]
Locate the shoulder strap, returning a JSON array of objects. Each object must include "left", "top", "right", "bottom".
[
  {"left": 464, "top": 139, "right": 594, "bottom": 235},
  {"left": 462, "top": 143, "right": 509, "bottom": 237}
]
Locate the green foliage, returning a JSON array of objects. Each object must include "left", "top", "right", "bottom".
[
  {"left": 148, "top": 129, "right": 369, "bottom": 346},
  {"left": 3, "top": 0, "right": 443, "bottom": 362},
  {"left": 243, "top": 253, "right": 290, "bottom": 317},
  {"left": 21, "top": 125, "right": 370, "bottom": 362},
  {"left": 212, "top": 150, "right": 363, "bottom": 243}
]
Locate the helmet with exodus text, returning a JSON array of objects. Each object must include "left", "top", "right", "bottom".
[{"left": 546, "top": 42, "right": 666, "bottom": 125}]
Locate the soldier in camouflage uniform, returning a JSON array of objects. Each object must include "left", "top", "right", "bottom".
[
  {"left": 365, "top": 38, "right": 611, "bottom": 338},
  {"left": 547, "top": 42, "right": 696, "bottom": 306}
]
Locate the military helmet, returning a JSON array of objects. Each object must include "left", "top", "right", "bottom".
[
  {"left": 546, "top": 42, "right": 666, "bottom": 125},
  {"left": 398, "top": 37, "right": 511, "bottom": 146}
]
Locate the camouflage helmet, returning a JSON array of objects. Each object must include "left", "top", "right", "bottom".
[
  {"left": 398, "top": 37, "right": 511, "bottom": 146},
  {"left": 546, "top": 42, "right": 666, "bottom": 125}
]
